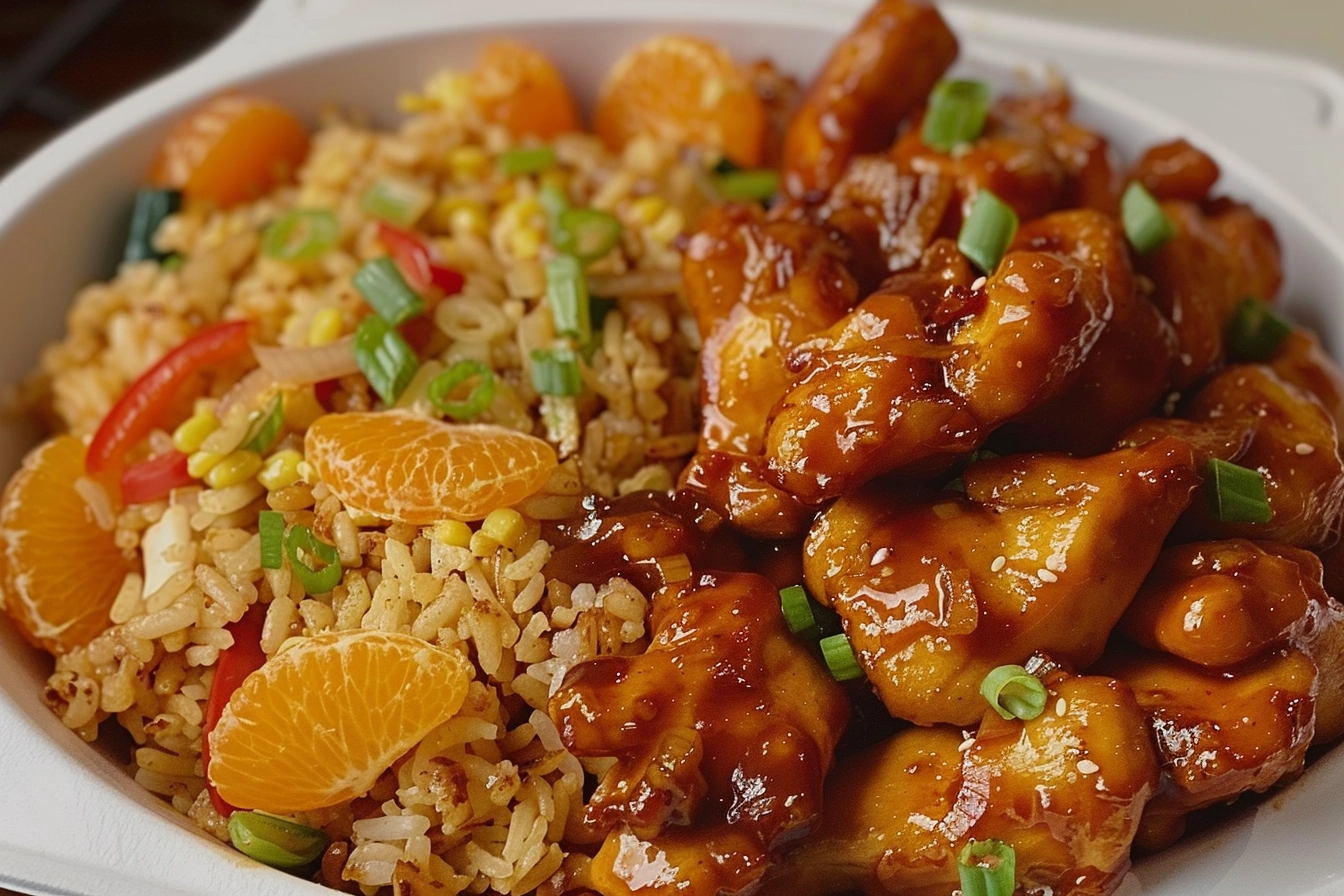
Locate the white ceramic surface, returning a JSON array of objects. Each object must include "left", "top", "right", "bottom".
[{"left": 2, "top": 1, "right": 1344, "bottom": 894}]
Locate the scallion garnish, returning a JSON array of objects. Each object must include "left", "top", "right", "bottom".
[
  {"left": 241, "top": 393, "right": 284, "bottom": 454},
  {"left": 1120, "top": 181, "right": 1175, "bottom": 253},
  {"left": 1226, "top": 296, "right": 1293, "bottom": 361},
  {"left": 957, "top": 840, "right": 1016, "bottom": 896},
  {"left": 554, "top": 208, "right": 623, "bottom": 263},
  {"left": 353, "top": 257, "right": 425, "bottom": 326},
  {"left": 359, "top": 176, "right": 432, "bottom": 227},
  {"left": 921, "top": 79, "right": 991, "bottom": 153},
  {"left": 779, "top": 584, "right": 817, "bottom": 635},
  {"left": 428, "top": 359, "right": 497, "bottom": 420},
  {"left": 123, "top": 188, "right": 182, "bottom": 264},
  {"left": 498, "top": 145, "right": 557, "bottom": 177},
  {"left": 820, "top": 633, "right": 864, "bottom": 682},
  {"left": 261, "top": 209, "right": 340, "bottom": 261},
  {"left": 1206, "top": 457, "right": 1273, "bottom": 523},
  {"left": 546, "top": 254, "right": 592, "bottom": 344},
  {"left": 284, "top": 524, "right": 342, "bottom": 595},
  {"left": 713, "top": 168, "right": 780, "bottom": 203},
  {"left": 980, "top": 664, "right": 1047, "bottom": 721},
  {"left": 258, "top": 510, "right": 285, "bottom": 570},
  {"left": 353, "top": 315, "right": 419, "bottom": 405},
  {"left": 228, "top": 810, "right": 329, "bottom": 870},
  {"left": 958, "top": 189, "right": 1018, "bottom": 274},
  {"left": 530, "top": 346, "right": 582, "bottom": 397}
]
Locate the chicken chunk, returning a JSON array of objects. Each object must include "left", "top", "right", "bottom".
[{"left": 803, "top": 437, "right": 1199, "bottom": 725}]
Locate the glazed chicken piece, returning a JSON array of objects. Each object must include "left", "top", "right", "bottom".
[
  {"left": 677, "top": 450, "right": 815, "bottom": 540},
  {"left": 990, "top": 90, "right": 1123, "bottom": 213},
  {"left": 803, "top": 437, "right": 1199, "bottom": 726},
  {"left": 1268, "top": 326, "right": 1344, "bottom": 431},
  {"left": 781, "top": 0, "right": 958, "bottom": 198},
  {"left": 768, "top": 663, "right": 1159, "bottom": 896},
  {"left": 548, "top": 571, "right": 849, "bottom": 896},
  {"left": 1130, "top": 138, "right": 1222, "bottom": 204}
]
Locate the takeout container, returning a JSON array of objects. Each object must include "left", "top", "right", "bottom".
[{"left": 2, "top": 1, "right": 1344, "bottom": 893}]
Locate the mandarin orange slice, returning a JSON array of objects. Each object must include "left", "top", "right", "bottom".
[
  {"left": 0, "top": 434, "right": 132, "bottom": 655},
  {"left": 207, "top": 630, "right": 472, "bottom": 813},
  {"left": 470, "top": 40, "right": 581, "bottom": 140},
  {"left": 303, "top": 409, "right": 558, "bottom": 524},
  {"left": 593, "top": 34, "right": 767, "bottom": 167}
]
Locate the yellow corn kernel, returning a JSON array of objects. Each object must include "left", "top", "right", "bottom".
[
  {"left": 172, "top": 411, "right": 220, "bottom": 454},
  {"left": 348, "top": 509, "right": 382, "bottom": 527},
  {"left": 538, "top": 169, "right": 570, "bottom": 198},
  {"left": 449, "top": 205, "right": 490, "bottom": 238},
  {"left": 307, "top": 307, "right": 344, "bottom": 347},
  {"left": 397, "top": 91, "right": 436, "bottom": 113},
  {"left": 187, "top": 450, "right": 225, "bottom": 479},
  {"left": 204, "top": 450, "right": 263, "bottom": 490},
  {"left": 447, "top": 145, "right": 490, "bottom": 182},
  {"left": 469, "top": 530, "right": 500, "bottom": 557},
  {"left": 435, "top": 520, "right": 473, "bottom": 548},
  {"left": 648, "top": 207, "right": 685, "bottom": 247},
  {"left": 629, "top": 195, "right": 666, "bottom": 226},
  {"left": 284, "top": 387, "right": 327, "bottom": 431},
  {"left": 295, "top": 459, "right": 317, "bottom": 484},
  {"left": 257, "top": 449, "right": 304, "bottom": 491},
  {"left": 505, "top": 197, "right": 542, "bottom": 226},
  {"left": 508, "top": 226, "right": 542, "bottom": 260},
  {"left": 425, "top": 71, "right": 472, "bottom": 110},
  {"left": 480, "top": 508, "right": 525, "bottom": 550}
]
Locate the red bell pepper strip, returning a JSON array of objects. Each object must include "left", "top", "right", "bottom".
[
  {"left": 119, "top": 450, "right": 194, "bottom": 505},
  {"left": 86, "top": 320, "right": 253, "bottom": 480},
  {"left": 374, "top": 220, "right": 465, "bottom": 297},
  {"left": 201, "top": 600, "right": 268, "bottom": 817}
]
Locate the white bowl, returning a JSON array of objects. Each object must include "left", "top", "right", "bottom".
[{"left": 2, "top": 2, "right": 1344, "bottom": 894}]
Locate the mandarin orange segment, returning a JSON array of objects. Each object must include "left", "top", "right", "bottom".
[
  {"left": 470, "top": 39, "right": 581, "bottom": 140},
  {"left": 303, "top": 410, "right": 558, "bottom": 524},
  {"left": 0, "top": 435, "right": 132, "bottom": 655},
  {"left": 593, "top": 34, "right": 767, "bottom": 167},
  {"left": 207, "top": 630, "right": 472, "bottom": 813}
]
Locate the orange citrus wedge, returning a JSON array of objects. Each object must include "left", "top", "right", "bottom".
[
  {"left": 206, "top": 630, "right": 472, "bottom": 813},
  {"left": 470, "top": 40, "right": 581, "bottom": 140}
]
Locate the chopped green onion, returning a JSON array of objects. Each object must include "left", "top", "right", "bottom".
[
  {"left": 284, "top": 525, "right": 342, "bottom": 595},
  {"left": 922, "top": 79, "right": 991, "bottom": 152},
  {"left": 1121, "top": 181, "right": 1175, "bottom": 253},
  {"left": 957, "top": 840, "right": 1016, "bottom": 896},
  {"left": 261, "top": 209, "right": 340, "bottom": 262},
  {"left": 360, "top": 176, "right": 432, "bottom": 227},
  {"left": 530, "top": 346, "right": 582, "bottom": 397},
  {"left": 258, "top": 510, "right": 285, "bottom": 570},
  {"left": 958, "top": 189, "right": 1018, "bottom": 274},
  {"left": 713, "top": 169, "right": 780, "bottom": 203},
  {"left": 161, "top": 253, "right": 185, "bottom": 272},
  {"left": 1226, "top": 296, "right": 1292, "bottom": 361},
  {"left": 779, "top": 584, "right": 818, "bottom": 635},
  {"left": 353, "top": 315, "right": 419, "bottom": 405},
  {"left": 546, "top": 254, "right": 592, "bottom": 343},
  {"left": 980, "top": 664, "right": 1047, "bottom": 721},
  {"left": 820, "top": 633, "right": 864, "bottom": 682},
  {"left": 353, "top": 257, "right": 425, "bottom": 326},
  {"left": 498, "top": 145, "right": 557, "bottom": 176},
  {"left": 554, "top": 208, "right": 623, "bottom": 263},
  {"left": 227, "top": 810, "right": 329, "bottom": 870},
  {"left": 428, "top": 360, "right": 497, "bottom": 420},
  {"left": 123, "top": 188, "right": 182, "bottom": 263},
  {"left": 1206, "top": 457, "right": 1273, "bottom": 523},
  {"left": 241, "top": 393, "right": 284, "bottom": 454}
]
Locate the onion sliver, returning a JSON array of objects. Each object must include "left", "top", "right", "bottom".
[{"left": 253, "top": 337, "right": 360, "bottom": 385}]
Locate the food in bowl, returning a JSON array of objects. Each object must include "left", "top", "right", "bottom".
[{"left": 3, "top": 1, "right": 1343, "bottom": 894}]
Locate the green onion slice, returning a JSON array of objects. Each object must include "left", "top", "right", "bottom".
[
  {"left": 546, "top": 254, "right": 592, "bottom": 343},
  {"left": 980, "top": 664, "right": 1047, "bottom": 721},
  {"left": 922, "top": 79, "right": 991, "bottom": 153},
  {"left": 1226, "top": 296, "right": 1292, "bottom": 361},
  {"left": 713, "top": 169, "right": 780, "bottom": 203},
  {"left": 227, "top": 810, "right": 329, "bottom": 870},
  {"left": 258, "top": 510, "right": 285, "bottom": 570},
  {"left": 957, "top": 839, "right": 1016, "bottom": 896},
  {"left": 779, "top": 584, "right": 818, "bottom": 635},
  {"left": 261, "top": 209, "right": 340, "bottom": 262},
  {"left": 1206, "top": 457, "right": 1273, "bottom": 523},
  {"left": 123, "top": 188, "right": 182, "bottom": 264},
  {"left": 1121, "top": 181, "right": 1176, "bottom": 253},
  {"left": 241, "top": 393, "right": 284, "bottom": 454},
  {"left": 353, "top": 256, "right": 426, "bottom": 326},
  {"left": 284, "top": 525, "right": 342, "bottom": 595},
  {"left": 530, "top": 346, "right": 582, "bottom": 397},
  {"left": 554, "top": 208, "right": 623, "bottom": 263},
  {"left": 359, "top": 176, "right": 432, "bottom": 227},
  {"left": 498, "top": 145, "right": 557, "bottom": 177},
  {"left": 428, "top": 360, "right": 497, "bottom": 420},
  {"left": 819, "top": 633, "right": 864, "bottom": 682},
  {"left": 958, "top": 189, "right": 1018, "bottom": 274},
  {"left": 353, "top": 315, "right": 419, "bottom": 405}
]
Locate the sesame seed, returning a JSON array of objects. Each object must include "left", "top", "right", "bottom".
[
  {"left": 1055, "top": 697, "right": 1067, "bottom": 716},
  {"left": 971, "top": 276, "right": 987, "bottom": 291},
  {"left": 990, "top": 555, "right": 1007, "bottom": 573},
  {"left": 958, "top": 735, "right": 976, "bottom": 753},
  {"left": 1296, "top": 442, "right": 1316, "bottom": 455},
  {"left": 1076, "top": 759, "right": 1100, "bottom": 775},
  {"left": 1038, "top": 569, "right": 1058, "bottom": 583},
  {"left": 870, "top": 546, "right": 890, "bottom": 565},
  {"left": 1045, "top": 555, "right": 1062, "bottom": 572}
]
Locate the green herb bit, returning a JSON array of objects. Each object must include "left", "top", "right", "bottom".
[
  {"left": 530, "top": 346, "right": 582, "bottom": 397},
  {"left": 980, "top": 663, "right": 1047, "bottom": 721},
  {"left": 353, "top": 256, "right": 425, "bottom": 326},
  {"left": 261, "top": 209, "right": 340, "bottom": 262},
  {"left": 1226, "top": 296, "right": 1293, "bottom": 361},
  {"left": 958, "top": 189, "right": 1018, "bottom": 274},
  {"left": 359, "top": 176, "right": 432, "bottom": 227},
  {"left": 819, "top": 633, "right": 864, "bottom": 682},
  {"left": 957, "top": 839, "right": 1016, "bottom": 896},
  {"left": 498, "top": 145, "right": 557, "bottom": 177},
  {"left": 353, "top": 315, "right": 419, "bottom": 405},
  {"left": 285, "top": 525, "right": 342, "bottom": 595},
  {"left": 123, "top": 188, "right": 182, "bottom": 264},
  {"left": 428, "top": 359, "right": 497, "bottom": 420},
  {"left": 1206, "top": 457, "right": 1273, "bottom": 523},
  {"left": 922, "top": 79, "right": 991, "bottom": 153},
  {"left": 228, "top": 810, "right": 329, "bottom": 870},
  {"left": 258, "top": 510, "right": 285, "bottom": 570},
  {"left": 1120, "top": 181, "right": 1176, "bottom": 253},
  {"left": 554, "top": 208, "right": 623, "bottom": 263},
  {"left": 241, "top": 393, "right": 285, "bottom": 454},
  {"left": 779, "top": 584, "right": 818, "bottom": 635},
  {"left": 713, "top": 168, "right": 780, "bottom": 203},
  {"left": 546, "top": 254, "right": 592, "bottom": 343}
]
